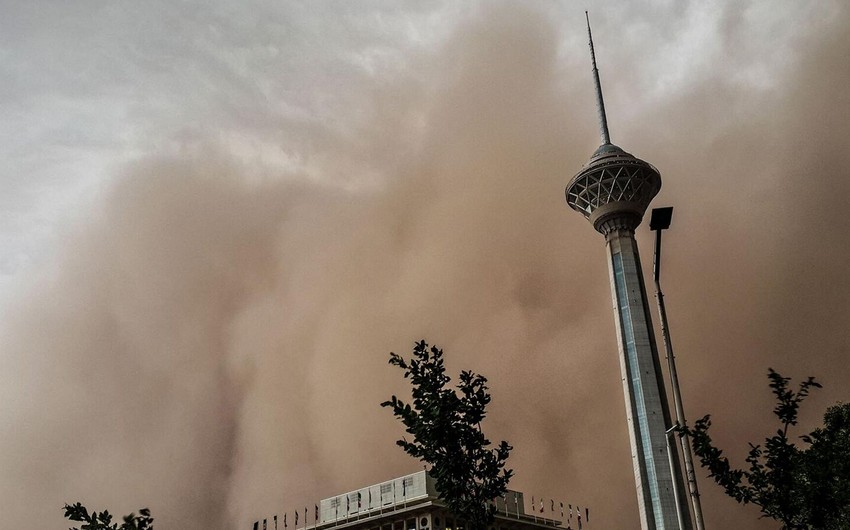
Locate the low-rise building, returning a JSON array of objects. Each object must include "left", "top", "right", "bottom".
[{"left": 313, "top": 471, "right": 570, "bottom": 530}]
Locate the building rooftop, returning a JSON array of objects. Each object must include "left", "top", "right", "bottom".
[{"left": 313, "top": 471, "right": 571, "bottom": 530}]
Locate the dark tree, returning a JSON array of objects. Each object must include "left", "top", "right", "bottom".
[
  {"left": 798, "top": 403, "right": 850, "bottom": 529},
  {"left": 381, "top": 340, "right": 513, "bottom": 530},
  {"left": 685, "top": 369, "right": 850, "bottom": 529},
  {"left": 63, "top": 502, "right": 153, "bottom": 530}
]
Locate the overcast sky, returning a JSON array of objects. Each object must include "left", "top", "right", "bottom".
[{"left": 1, "top": 1, "right": 848, "bottom": 529}]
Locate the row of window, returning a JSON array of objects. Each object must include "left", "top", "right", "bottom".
[
  {"left": 328, "top": 477, "right": 418, "bottom": 515},
  {"left": 360, "top": 513, "right": 499, "bottom": 530}
]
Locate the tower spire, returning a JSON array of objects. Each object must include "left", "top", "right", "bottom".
[{"left": 585, "top": 12, "right": 611, "bottom": 146}]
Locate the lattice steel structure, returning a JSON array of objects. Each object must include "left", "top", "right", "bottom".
[
  {"left": 566, "top": 144, "right": 661, "bottom": 234},
  {"left": 564, "top": 14, "right": 692, "bottom": 530}
]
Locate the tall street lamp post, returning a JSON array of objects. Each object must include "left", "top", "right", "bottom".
[{"left": 650, "top": 207, "right": 706, "bottom": 530}]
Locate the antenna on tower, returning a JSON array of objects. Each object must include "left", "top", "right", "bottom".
[{"left": 585, "top": 11, "right": 611, "bottom": 146}]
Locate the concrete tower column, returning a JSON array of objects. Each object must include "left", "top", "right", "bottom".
[{"left": 604, "top": 223, "right": 687, "bottom": 530}]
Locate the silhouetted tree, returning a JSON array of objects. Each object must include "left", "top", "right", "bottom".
[
  {"left": 685, "top": 369, "right": 850, "bottom": 529},
  {"left": 63, "top": 502, "right": 153, "bottom": 530},
  {"left": 382, "top": 340, "right": 513, "bottom": 530}
]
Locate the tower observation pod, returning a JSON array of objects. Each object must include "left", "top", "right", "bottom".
[{"left": 565, "top": 14, "right": 693, "bottom": 530}]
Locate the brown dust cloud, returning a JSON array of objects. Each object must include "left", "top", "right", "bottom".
[{"left": 1, "top": 3, "right": 850, "bottom": 529}]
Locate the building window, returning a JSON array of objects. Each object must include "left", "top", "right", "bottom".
[
  {"left": 401, "top": 476, "right": 414, "bottom": 499},
  {"left": 381, "top": 483, "right": 393, "bottom": 505},
  {"left": 330, "top": 497, "right": 341, "bottom": 518}
]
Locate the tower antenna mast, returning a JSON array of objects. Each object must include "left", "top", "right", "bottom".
[{"left": 586, "top": 11, "right": 611, "bottom": 145}]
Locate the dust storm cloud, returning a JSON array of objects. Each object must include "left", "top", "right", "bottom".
[{"left": 1, "top": 2, "right": 849, "bottom": 529}]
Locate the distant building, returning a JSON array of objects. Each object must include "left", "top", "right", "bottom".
[{"left": 308, "top": 471, "right": 576, "bottom": 530}]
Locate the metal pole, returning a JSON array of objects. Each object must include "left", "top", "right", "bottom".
[
  {"left": 654, "top": 225, "right": 706, "bottom": 530},
  {"left": 666, "top": 427, "right": 686, "bottom": 530}
]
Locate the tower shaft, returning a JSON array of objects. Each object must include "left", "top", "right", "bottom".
[{"left": 605, "top": 225, "right": 691, "bottom": 530}]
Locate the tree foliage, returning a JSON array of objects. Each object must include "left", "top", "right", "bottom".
[
  {"left": 63, "top": 502, "right": 153, "bottom": 530},
  {"left": 381, "top": 340, "right": 513, "bottom": 530},
  {"left": 685, "top": 369, "right": 850, "bottom": 529}
]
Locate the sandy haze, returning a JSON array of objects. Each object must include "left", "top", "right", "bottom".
[{"left": 1, "top": 2, "right": 849, "bottom": 529}]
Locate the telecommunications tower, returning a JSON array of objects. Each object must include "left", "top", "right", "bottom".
[{"left": 564, "top": 14, "right": 693, "bottom": 530}]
